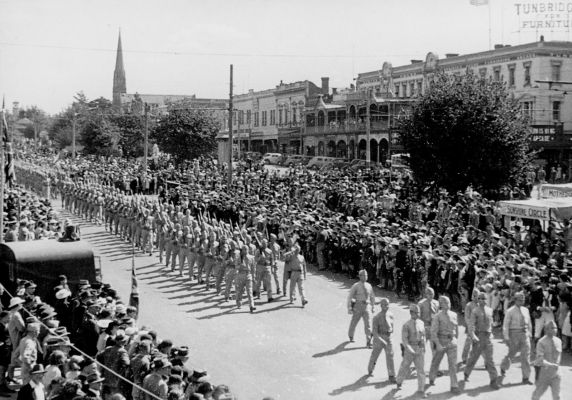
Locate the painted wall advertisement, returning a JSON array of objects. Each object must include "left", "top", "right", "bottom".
[{"left": 515, "top": 2, "right": 572, "bottom": 29}]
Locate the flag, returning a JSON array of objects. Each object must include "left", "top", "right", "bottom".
[
  {"left": 470, "top": 0, "right": 488, "bottom": 5},
  {"left": 2, "top": 97, "right": 15, "bottom": 185},
  {"left": 128, "top": 242, "right": 139, "bottom": 318}
]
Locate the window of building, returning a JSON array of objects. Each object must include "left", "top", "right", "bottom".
[
  {"left": 262, "top": 110, "right": 267, "bottom": 126},
  {"left": 278, "top": 109, "right": 283, "bottom": 125},
  {"left": 402, "top": 83, "right": 407, "bottom": 97},
  {"left": 394, "top": 85, "right": 399, "bottom": 97},
  {"left": 553, "top": 101, "right": 561, "bottom": 121},
  {"left": 551, "top": 61, "right": 562, "bottom": 82},
  {"left": 523, "top": 62, "right": 531, "bottom": 86},
  {"left": 284, "top": 108, "right": 289, "bottom": 124},
  {"left": 508, "top": 64, "right": 515, "bottom": 86},
  {"left": 521, "top": 101, "right": 533, "bottom": 119},
  {"left": 292, "top": 107, "right": 297, "bottom": 123},
  {"left": 270, "top": 110, "right": 275, "bottom": 125},
  {"left": 410, "top": 82, "right": 416, "bottom": 96},
  {"left": 493, "top": 66, "right": 501, "bottom": 82},
  {"left": 232, "top": 111, "right": 237, "bottom": 126},
  {"left": 479, "top": 68, "right": 487, "bottom": 79},
  {"left": 254, "top": 111, "right": 259, "bottom": 127},
  {"left": 246, "top": 110, "right": 251, "bottom": 125},
  {"left": 238, "top": 110, "right": 244, "bottom": 125},
  {"left": 417, "top": 81, "right": 423, "bottom": 95}
]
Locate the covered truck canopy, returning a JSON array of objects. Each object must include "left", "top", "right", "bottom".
[
  {"left": 499, "top": 198, "right": 572, "bottom": 222},
  {"left": 0, "top": 240, "right": 98, "bottom": 299}
]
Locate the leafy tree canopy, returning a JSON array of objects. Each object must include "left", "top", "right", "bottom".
[
  {"left": 151, "top": 101, "right": 220, "bottom": 164},
  {"left": 398, "top": 71, "right": 533, "bottom": 195}
]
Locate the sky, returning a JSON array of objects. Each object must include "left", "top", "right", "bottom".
[{"left": 1, "top": 0, "right": 571, "bottom": 115}]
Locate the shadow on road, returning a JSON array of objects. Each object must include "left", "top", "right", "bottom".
[
  {"left": 313, "top": 341, "right": 366, "bottom": 358},
  {"left": 329, "top": 374, "right": 392, "bottom": 396}
]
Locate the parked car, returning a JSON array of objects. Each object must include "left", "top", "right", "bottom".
[
  {"left": 307, "top": 156, "right": 338, "bottom": 169},
  {"left": 283, "top": 154, "right": 312, "bottom": 167},
  {"left": 241, "top": 151, "right": 263, "bottom": 162},
  {"left": 321, "top": 158, "right": 350, "bottom": 170},
  {"left": 262, "top": 153, "right": 284, "bottom": 165}
]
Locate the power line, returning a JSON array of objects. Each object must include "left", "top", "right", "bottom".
[{"left": 0, "top": 41, "right": 421, "bottom": 59}]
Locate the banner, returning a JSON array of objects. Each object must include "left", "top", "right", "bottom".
[
  {"left": 499, "top": 202, "right": 550, "bottom": 220},
  {"left": 540, "top": 184, "right": 572, "bottom": 198}
]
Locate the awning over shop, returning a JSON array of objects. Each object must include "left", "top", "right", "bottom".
[{"left": 499, "top": 198, "right": 572, "bottom": 221}]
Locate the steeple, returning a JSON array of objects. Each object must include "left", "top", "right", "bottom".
[{"left": 112, "top": 30, "right": 126, "bottom": 108}]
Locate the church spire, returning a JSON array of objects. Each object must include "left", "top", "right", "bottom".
[{"left": 112, "top": 30, "right": 126, "bottom": 108}]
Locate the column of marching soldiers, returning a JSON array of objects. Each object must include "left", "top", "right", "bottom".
[{"left": 61, "top": 182, "right": 563, "bottom": 400}]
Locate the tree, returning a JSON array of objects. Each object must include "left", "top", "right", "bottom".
[
  {"left": 151, "top": 102, "right": 220, "bottom": 164},
  {"left": 20, "top": 106, "right": 50, "bottom": 145},
  {"left": 81, "top": 115, "right": 121, "bottom": 156},
  {"left": 398, "top": 71, "right": 533, "bottom": 195},
  {"left": 113, "top": 114, "right": 145, "bottom": 158}
]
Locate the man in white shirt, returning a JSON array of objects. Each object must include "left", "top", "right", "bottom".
[{"left": 347, "top": 270, "right": 375, "bottom": 347}]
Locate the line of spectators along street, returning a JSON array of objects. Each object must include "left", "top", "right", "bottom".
[{"left": 0, "top": 276, "right": 237, "bottom": 400}]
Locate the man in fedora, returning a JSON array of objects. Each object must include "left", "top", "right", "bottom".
[
  {"left": 96, "top": 332, "right": 130, "bottom": 399},
  {"left": 7, "top": 297, "right": 25, "bottom": 384},
  {"left": 85, "top": 372, "right": 105, "bottom": 400},
  {"left": 18, "top": 323, "right": 41, "bottom": 385},
  {"left": 16, "top": 364, "right": 46, "bottom": 400}
]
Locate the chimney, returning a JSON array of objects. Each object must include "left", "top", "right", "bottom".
[
  {"left": 321, "top": 77, "right": 329, "bottom": 95},
  {"left": 411, "top": 59, "right": 422, "bottom": 64},
  {"left": 445, "top": 53, "right": 459, "bottom": 58},
  {"left": 540, "top": 35, "right": 545, "bottom": 42},
  {"left": 332, "top": 88, "right": 338, "bottom": 95},
  {"left": 494, "top": 44, "right": 504, "bottom": 49}
]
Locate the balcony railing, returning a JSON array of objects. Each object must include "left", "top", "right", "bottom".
[{"left": 305, "top": 120, "right": 397, "bottom": 135}]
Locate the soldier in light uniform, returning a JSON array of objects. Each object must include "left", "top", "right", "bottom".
[
  {"left": 224, "top": 240, "right": 239, "bottom": 302},
  {"left": 395, "top": 304, "right": 426, "bottom": 398},
  {"left": 178, "top": 226, "right": 191, "bottom": 277},
  {"left": 254, "top": 239, "right": 275, "bottom": 303},
  {"left": 196, "top": 231, "right": 208, "bottom": 284},
  {"left": 418, "top": 287, "right": 439, "bottom": 356},
  {"left": 461, "top": 288, "right": 480, "bottom": 365},
  {"left": 269, "top": 233, "right": 282, "bottom": 294},
  {"left": 428, "top": 296, "right": 460, "bottom": 394},
  {"left": 499, "top": 291, "right": 532, "bottom": 385},
  {"left": 347, "top": 269, "right": 375, "bottom": 346},
  {"left": 464, "top": 291, "right": 501, "bottom": 390},
  {"left": 367, "top": 298, "right": 396, "bottom": 383},
  {"left": 287, "top": 244, "right": 308, "bottom": 308},
  {"left": 235, "top": 244, "right": 256, "bottom": 313},
  {"left": 215, "top": 237, "right": 229, "bottom": 294},
  {"left": 204, "top": 231, "right": 220, "bottom": 290},
  {"left": 532, "top": 320, "right": 562, "bottom": 400}
]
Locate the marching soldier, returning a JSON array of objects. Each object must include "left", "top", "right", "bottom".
[
  {"left": 287, "top": 244, "right": 308, "bottom": 308},
  {"left": 463, "top": 291, "right": 501, "bottom": 390},
  {"left": 235, "top": 245, "right": 256, "bottom": 313},
  {"left": 367, "top": 298, "right": 396, "bottom": 383},
  {"left": 395, "top": 304, "right": 427, "bottom": 398},
  {"left": 428, "top": 296, "right": 460, "bottom": 394},
  {"left": 500, "top": 291, "right": 532, "bottom": 385},
  {"left": 347, "top": 269, "right": 375, "bottom": 347},
  {"left": 532, "top": 320, "right": 562, "bottom": 400},
  {"left": 254, "top": 239, "right": 275, "bottom": 303},
  {"left": 269, "top": 234, "right": 282, "bottom": 294},
  {"left": 418, "top": 287, "right": 439, "bottom": 356},
  {"left": 461, "top": 288, "right": 480, "bottom": 365}
]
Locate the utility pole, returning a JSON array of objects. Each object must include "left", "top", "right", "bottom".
[
  {"left": 228, "top": 64, "right": 233, "bottom": 187},
  {"left": 0, "top": 108, "right": 4, "bottom": 244},
  {"left": 72, "top": 113, "right": 77, "bottom": 159},
  {"left": 366, "top": 89, "right": 371, "bottom": 164},
  {"left": 144, "top": 103, "right": 149, "bottom": 173}
]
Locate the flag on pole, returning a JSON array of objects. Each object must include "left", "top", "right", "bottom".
[
  {"left": 470, "top": 0, "right": 488, "bottom": 5},
  {"left": 1, "top": 97, "right": 15, "bottom": 185},
  {"left": 128, "top": 243, "right": 139, "bottom": 319}
]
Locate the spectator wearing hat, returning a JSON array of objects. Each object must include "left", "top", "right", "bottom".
[
  {"left": 16, "top": 364, "right": 46, "bottom": 400},
  {"left": 142, "top": 358, "right": 171, "bottom": 400},
  {"left": 18, "top": 323, "right": 42, "bottom": 385},
  {"left": 395, "top": 304, "right": 426, "bottom": 397},
  {"left": 85, "top": 372, "right": 105, "bottom": 400},
  {"left": 96, "top": 333, "right": 130, "bottom": 399},
  {"left": 0, "top": 311, "right": 14, "bottom": 395},
  {"left": 42, "top": 350, "right": 66, "bottom": 389},
  {"left": 130, "top": 341, "right": 151, "bottom": 400}
]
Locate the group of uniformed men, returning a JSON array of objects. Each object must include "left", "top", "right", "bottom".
[
  {"left": 61, "top": 181, "right": 309, "bottom": 312},
  {"left": 348, "top": 271, "right": 562, "bottom": 399}
]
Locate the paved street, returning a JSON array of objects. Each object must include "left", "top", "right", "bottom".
[{"left": 63, "top": 209, "right": 572, "bottom": 400}]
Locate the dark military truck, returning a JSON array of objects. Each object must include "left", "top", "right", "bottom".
[{"left": 0, "top": 240, "right": 101, "bottom": 299}]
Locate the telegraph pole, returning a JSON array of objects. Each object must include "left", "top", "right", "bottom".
[
  {"left": 366, "top": 89, "right": 371, "bottom": 164},
  {"left": 72, "top": 113, "right": 77, "bottom": 159},
  {"left": 228, "top": 64, "right": 233, "bottom": 186},
  {"left": 0, "top": 108, "right": 4, "bottom": 244},
  {"left": 143, "top": 103, "right": 149, "bottom": 173}
]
